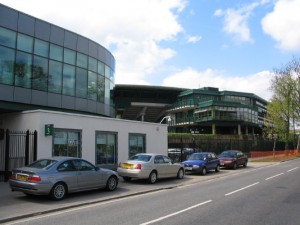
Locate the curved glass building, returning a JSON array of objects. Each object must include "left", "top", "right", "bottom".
[{"left": 0, "top": 4, "right": 115, "bottom": 117}]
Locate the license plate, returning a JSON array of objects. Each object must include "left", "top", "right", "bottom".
[
  {"left": 17, "top": 174, "right": 28, "bottom": 181},
  {"left": 220, "top": 163, "right": 224, "bottom": 166},
  {"left": 185, "top": 167, "right": 192, "bottom": 171},
  {"left": 122, "top": 163, "right": 133, "bottom": 169}
]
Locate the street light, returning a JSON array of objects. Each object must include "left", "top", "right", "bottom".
[{"left": 160, "top": 115, "right": 171, "bottom": 124}]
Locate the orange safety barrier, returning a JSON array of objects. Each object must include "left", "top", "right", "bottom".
[{"left": 250, "top": 150, "right": 297, "bottom": 158}]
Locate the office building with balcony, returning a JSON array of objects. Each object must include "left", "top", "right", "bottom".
[{"left": 166, "top": 87, "right": 268, "bottom": 135}]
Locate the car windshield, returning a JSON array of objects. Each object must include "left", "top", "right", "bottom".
[
  {"left": 188, "top": 154, "right": 205, "bottom": 160},
  {"left": 27, "top": 159, "right": 57, "bottom": 169},
  {"left": 220, "top": 152, "right": 236, "bottom": 158},
  {"left": 130, "top": 154, "right": 152, "bottom": 162}
]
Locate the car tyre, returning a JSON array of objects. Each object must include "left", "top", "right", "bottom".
[
  {"left": 106, "top": 176, "right": 118, "bottom": 191},
  {"left": 148, "top": 171, "right": 157, "bottom": 184},
  {"left": 201, "top": 167, "right": 207, "bottom": 175},
  {"left": 50, "top": 182, "right": 66, "bottom": 201},
  {"left": 243, "top": 161, "right": 248, "bottom": 167},
  {"left": 215, "top": 165, "right": 220, "bottom": 172},
  {"left": 233, "top": 163, "right": 237, "bottom": 170},
  {"left": 123, "top": 177, "right": 132, "bottom": 182},
  {"left": 177, "top": 168, "right": 184, "bottom": 179}
]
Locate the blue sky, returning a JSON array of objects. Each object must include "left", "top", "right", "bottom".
[{"left": 1, "top": 0, "right": 300, "bottom": 100}]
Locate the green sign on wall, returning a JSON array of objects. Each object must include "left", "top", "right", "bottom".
[{"left": 45, "top": 124, "right": 54, "bottom": 136}]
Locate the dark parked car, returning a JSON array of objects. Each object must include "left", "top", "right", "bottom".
[
  {"left": 219, "top": 150, "right": 248, "bottom": 169},
  {"left": 9, "top": 157, "right": 119, "bottom": 200},
  {"left": 182, "top": 152, "right": 220, "bottom": 175}
]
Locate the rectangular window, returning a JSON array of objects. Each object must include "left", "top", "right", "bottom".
[
  {"left": 88, "top": 57, "right": 97, "bottom": 72},
  {"left": 64, "top": 48, "right": 76, "bottom": 65},
  {"left": 77, "top": 52, "right": 87, "bottom": 68},
  {"left": 105, "top": 78, "right": 110, "bottom": 104},
  {"left": 32, "top": 56, "right": 48, "bottom": 91},
  {"left": 0, "top": 27, "right": 16, "bottom": 48},
  {"left": 53, "top": 129, "right": 81, "bottom": 157},
  {"left": 50, "top": 44, "right": 63, "bottom": 61},
  {"left": 34, "top": 39, "right": 49, "bottom": 57},
  {"left": 48, "top": 60, "right": 62, "bottom": 93},
  {"left": 129, "top": 134, "right": 146, "bottom": 158},
  {"left": 0, "top": 46, "right": 14, "bottom": 85},
  {"left": 105, "top": 65, "right": 110, "bottom": 78},
  {"left": 97, "top": 75, "right": 105, "bottom": 103},
  {"left": 63, "top": 64, "right": 75, "bottom": 96},
  {"left": 17, "top": 33, "right": 33, "bottom": 53},
  {"left": 95, "top": 132, "right": 117, "bottom": 165},
  {"left": 76, "top": 68, "right": 87, "bottom": 98},
  {"left": 15, "top": 51, "right": 32, "bottom": 88},
  {"left": 97, "top": 61, "right": 104, "bottom": 75},
  {"left": 88, "top": 71, "right": 97, "bottom": 100}
]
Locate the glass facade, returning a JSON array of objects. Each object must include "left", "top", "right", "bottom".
[
  {"left": 0, "top": 6, "right": 115, "bottom": 117},
  {"left": 95, "top": 132, "right": 117, "bottom": 165}
]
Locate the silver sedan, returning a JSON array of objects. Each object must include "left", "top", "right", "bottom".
[
  {"left": 9, "top": 157, "right": 118, "bottom": 200},
  {"left": 117, "top": 153, "right": 185, "bottom": 184}
]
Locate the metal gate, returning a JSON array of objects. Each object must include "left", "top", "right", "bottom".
[{"left": 0, "top": 129, "right": 37, "bottom": 182}]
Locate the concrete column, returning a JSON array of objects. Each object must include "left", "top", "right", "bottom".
[{"left": 212, "top": 123, "right": 216, "bottom": 135}]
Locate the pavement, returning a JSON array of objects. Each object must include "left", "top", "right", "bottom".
[{"left": 0, "top": 161, "right": 278, "bottom": 224}]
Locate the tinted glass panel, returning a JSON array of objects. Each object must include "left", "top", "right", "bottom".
[
  {"left": 96, "top": 132, "right": 117, "bottom": 165},
  {"left": 88, "top": 57, "right": 97, "bottom": 72},
  {"left": 48, "top": 60, "right": 62, "bottom": 94},
  {"left": 15, "top": 51, "right": 32, "bottom": 88},
  {"left": 50, "top": 43, "right": 63, "bottom": 61},
  {"left": 98, "top": 61, "right": 104, "bottom": 75},
  {"left": 0, "top": 27, "right": 16, "bottom": 48},
  {"left": 32, "top": 56, "right": 48, "bottom": 91},
  {"left": 105, "top": 65, "right": 110, "bottom": 78},
  {"left": 76, "top": 68, "right": 87, "bottom": 98},
  {"left": 34, "top": 39, "right": 49, "bottom": 57},
  {"left": 88, "top": 71, "right": 97, "bottom": 100},
  {"left": 63, "top": 64, "right": 75, "bottom": 96},
  {"left": 77, "top": 53, "right": 87, "bottom": 68},
  {"left": 97, "top": 75, "right": 105, "bottom": 103},
  {"left": 0, "top": 46, "right": 14, "bottom": 85},
  {"left": 17, "top": 33, "right": 33, "bottom": 53},
  {"left": 64, "top": 48, "right": 76, "bottom": 65}
]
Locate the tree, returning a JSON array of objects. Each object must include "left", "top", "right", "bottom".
[{"left": 265, "top": 58, "right": 300, "bottom": 151}]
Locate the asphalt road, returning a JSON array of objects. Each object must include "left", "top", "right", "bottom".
[{"left": 2, "top": 159, "right": 299, "bottom": 225}]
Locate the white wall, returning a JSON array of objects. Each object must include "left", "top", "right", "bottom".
[{"left": 0, "top": 110, "right": 168, "bottom": 164}]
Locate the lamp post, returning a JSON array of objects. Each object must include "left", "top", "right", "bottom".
[{"left": 160, "top": 115, "right": 171, "bottom": 124}]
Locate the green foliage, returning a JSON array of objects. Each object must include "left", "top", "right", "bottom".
[{"left": 168, "top": 133, "right": 214, "bottom": 138}]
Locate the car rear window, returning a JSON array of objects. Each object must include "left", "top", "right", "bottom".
[
  {"left": 188, "top": 154, "right": 205, "bottom": 160},
  {"left": 130, "top": 154, "right": 152, "bottom": 162},
  {"left": 27, "top": 159, "right": 57, "bottom": 169},
  {"left": 220, "top": 152, "right": 236, "bottom": 157}
]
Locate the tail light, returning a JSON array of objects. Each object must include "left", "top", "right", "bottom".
[
  {"left": 134, "top": 164, "right": 142, "bottom": 169},
  {"left": 10, "top": 173, "right": 16, "bottom": 180},
  {"left": 27, "top": 175, "right": 41, "bottom": 182}
]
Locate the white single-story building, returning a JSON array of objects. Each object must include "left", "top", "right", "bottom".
[{"left": 0, "top": 110, "right": 168, "bottom": 169}]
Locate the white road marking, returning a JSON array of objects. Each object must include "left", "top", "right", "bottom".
[
  {"left": 140, "top": 200, "right": 212, "bottom": 225},
  {"left": 287, "top": 167, "right": 298, "bottom": 172},
  {"left": 225, "top": 182, "right": 259, "bottom": 196},
  {"left": 265, "top": 173, "right": 284, "bottom": 180}
]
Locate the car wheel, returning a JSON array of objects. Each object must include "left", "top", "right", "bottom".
[
  {"left": 106, "top": 176, "right": 118, "bottom": 191},
  {"left": 148, "top": 171, "right": 157, "bottom": 184},
  {"left": 243, "top": 161, "right": 248, "bottom": 167},
  {"left": 123, "top": 177, "right": 132, "bottom": 182},
  {"left": 177, "top": 168, "right": 184, "bottom": 179},
  {"left": 215, "top": 165, "right": 220, "bottom": 172},
  {"left": 233, "top": 163, "right": 237, "bottom": 170},
  {"left": 201, "top": 167, "right": 207, "bottom": 175},
  {"left": 50, "top": 182, "right": 67, "bottom": 201}
]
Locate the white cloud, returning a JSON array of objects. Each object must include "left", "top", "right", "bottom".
[
  {"left": 214, "top": 1, "right": 268, "bottom": 43},
  {"left": 162, "top": 68, "right": 273, "bottom": 100},
  {"left": 186, "top": 35, "right": 202, "bottom": 43},
  {"left": 1, "top": 0, "right": 187, "bottom": 84},
  {"left": 262, "top": 0, "right": 300, "bottom": 51}
]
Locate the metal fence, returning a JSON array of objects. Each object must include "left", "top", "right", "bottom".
[
  {"left": 0, "top": 129, "right": 37, "bottom": 182},
  {"left": 168, "top": 135, "right": 289, "bottom": 162}
]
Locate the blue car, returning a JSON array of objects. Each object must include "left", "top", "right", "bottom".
[{"left": 183, "top": 152, "right": 220, "bottom": 175}]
